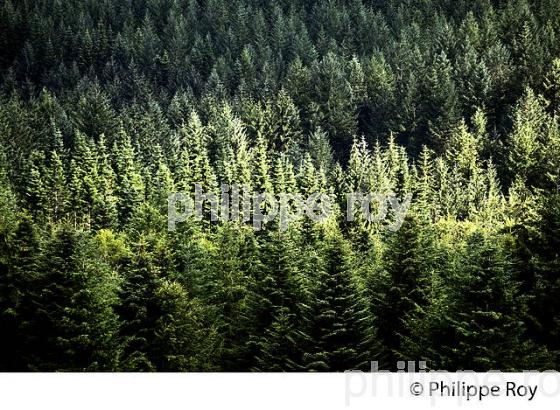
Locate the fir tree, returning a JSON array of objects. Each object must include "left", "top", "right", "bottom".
[
  {"left": 445, "top": 231, "right": 552, "bottom": 370},
  {"left": 303, "top": 226, "right": 372, "bottom": 371},
  {"left": 25, "top": 227, "right": 121, "bottom": 371},
  {"left": 112, "top": 130, "right": 145, "bottom": 224},
  {"left": 374, "top": 215, "right": 438, "bottom": 366}
]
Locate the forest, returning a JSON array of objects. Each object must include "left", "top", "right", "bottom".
[{"left": 0, "top": 0, "right": 559, "bottom": 371}]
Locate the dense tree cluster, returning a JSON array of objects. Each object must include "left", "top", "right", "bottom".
[{"left": 0, "top": 0, "right": 559, "bottom": 371}]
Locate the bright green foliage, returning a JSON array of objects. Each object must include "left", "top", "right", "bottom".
[
  {"left": 112, "top": 130, "right": 145, "bottom": 224},
  {"left": 0, "top": 0, "right": 559, "bottom": 372},
  {"left": 507, "top": 88, "right": 548, "bottom": 185},
  {"left": 152, "top": 279, "right": 217, "bottom": 371},
  {"left": 544, "top": 58, "right": 560, "bottom": 112}
]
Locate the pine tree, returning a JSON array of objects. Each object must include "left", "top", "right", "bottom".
[
  {"left": 255, "top": 306, "right": 303, "bottom": 371},
  {"left": 118, "top": 236, "right": 162, "bottom": 371},
  {"left": 0, "top": 150, "right": 17, "bottom": 233},
  {"left": 0, "top": 214, "right": 40, "bottom": 370},
  {"left": 25, "top": 227, "right": 121, "bottom": 371},
  {"left": 67, "top": 132, "right": 99, "bottom": 227},
  {"left": 398, "top": 265, "right": 452, "bottom": 369},
  {"left": 179, "top": 111, "right": 217, "bottom": 194},
  {"left": 362, "top": 53, "right": 397, "bottom": 137},
  {"left": 252, "top": 133, "right": 273, "bottom": 194},
  {"left": 146, "top": 145, "right": 175, "bottom": 212},
  {"left": 46, "top": 148, "right": 67, "bottom": 223},
  {"left": 507, "top": 88, "right": 548, "bottom": 186},
  {"left": 444, "top": 231, "right": 552, "bottom": 370},
  {"left": 422, "top": 52, "right": 460, "bottom": 152},
  {"left": 74, "top": 84, "right": 118, "bottom": 140},
  {"left": 112, "top": 130, "right": 145, "bottom": 224},
  {"left": 152, "top": 279, "right": 218, "bottom": 371},
  {"left": 308, "top": 127, "right": 333, "bottom": 175},
  {"left": 248, "top": 230, "right": 307, "bottom": 370},
  {"left": 346, "top": 136, "right": 371, "bottom": 193},
  {"left": 93, "top": 135, "right": 118, "bottom": 229},
  {"left": 303, "top": 226, "right": 372, "bottom": 371},
  {"left": 298, "top": 153, "right": 321, "bottom": 198},
  {"left": 265, "top": 89, "right": 303, "bottom": 153},
  {"left": 200, "top": 224, "right": 259, "bottom": 370},
  {"left": 530, "top": 193, "right": 560, "bottom": 360},
  {"left": 544, "top": 58, "right": 560, "bottom": 114},
  {"left": 374, "top": 215, "right": 438, "bottom": 366},
  {"left": 446, "top": 120, "right": 481, "bottom": 178},
  {"left": 209, "top": 103, "right": 243, "bottom": 183},
  {"left": 414, "top": 146, "right": 436, "bottom": 220},
  {"left": 23, "top": 150, "right": 48, "bottom": 219},
  {"left": 313, "top": 53, "right": 358, "bottom": 158}
]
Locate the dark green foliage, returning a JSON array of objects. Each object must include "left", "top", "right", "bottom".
[
  {"left": 444, "top": 232, "right": 553, "bottom": 370},
  {"left": 303, "top": 227, "right": 372, "bottom": 371},
  {"left": 24, "top": 227, "right": 121, "bottom": 371},
  {"left": 374, "top": 216, "right": 439, "bottom": 366},
  {"left": 0, "top": 215, "right": 40, "bottom": 370},
  {"left": 0, "top": 0, "right": 559, "bottom": 372},
  {"left": 248, "top": 230, "right": 308, "bottom": 371},
  {"left": 116, "top": 233, "right": 216, "bottom": 371}
]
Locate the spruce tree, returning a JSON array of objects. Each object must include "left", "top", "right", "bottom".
[
  {"left": 374, "top": 215, "right": 438, "bottom": 366},
  {"left": 0, "top": 214, "right": 40, "bottom": 370},
  {"left": 303, "top": 226, "right": 372, "bottom": 371},
  {"left": 445, "top": 231, "right": 552, "bottom": 370},
  {"left": 248, "top": 229, "right": 307, "bottom": 371},
  {"left": 112, "top": 130, "right": 145, "bottom": 224},
  {"left": 93, "top": 135, "right": 118, "bottom": 229},
  {"left": 152, "top": 279, "right": 218, "bottom": 371},
  {"left": 25, "top": 227, "right": 121, "bottom": 371}
]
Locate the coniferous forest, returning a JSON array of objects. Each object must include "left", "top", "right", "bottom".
[{"left": 1, "top": 0, "right": 560, "bottom": 372}]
